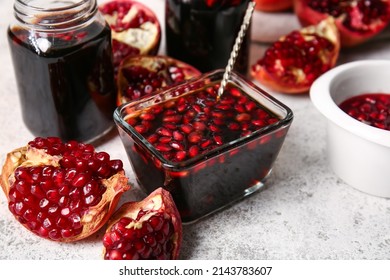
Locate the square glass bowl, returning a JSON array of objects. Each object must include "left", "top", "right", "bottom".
[{"left": 114, "top": 70, "right": 293, "bottom": 223}]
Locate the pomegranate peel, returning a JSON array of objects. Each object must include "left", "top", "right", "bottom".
[
  {"left": 251, "top": 17, "right": 340, "bottom": 94},
  {"left": 103, "top": 187, "right": 182, "bottom": 260},
  {"left": 0, "top": 137, "right": 130, "bottom": 242}
]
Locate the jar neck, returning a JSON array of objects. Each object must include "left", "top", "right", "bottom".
[{"left": 14, "top": 0, "right": 98, "bottom": 32}]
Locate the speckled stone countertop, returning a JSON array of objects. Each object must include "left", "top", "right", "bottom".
[{"left": 1, "top": 0, "right": 390, "bottom": 260}]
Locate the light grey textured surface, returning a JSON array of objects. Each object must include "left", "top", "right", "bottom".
[{"left": 1, "top": 0, "right": 390, "bottom": 260}]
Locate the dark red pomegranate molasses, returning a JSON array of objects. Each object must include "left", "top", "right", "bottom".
[
  {"left": 116, "top": 77, "right": 293, "bottom": 222},
  {"left": 339, "top": 93, "right": 390, "bottom": 130},
  {"left": 165, "top": 0, "right": 251, "bottom": 74},
  {"left": 8, "top": 20, "right": 116, "bottom": 142}
]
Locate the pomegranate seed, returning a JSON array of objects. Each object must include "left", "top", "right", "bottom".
[
  {"left": 188, "top": 145, "right": 199, "bottom": 158},
  {"left": 188, "top": 131, "right": 203, "bottom": 143},
  {"left": 180, "top": 124, "right": 194, "bottom": 134}
]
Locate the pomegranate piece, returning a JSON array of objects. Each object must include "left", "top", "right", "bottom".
[
  {"left": 339, "top": 93, "right": 390, "bottom": 130},
  {"left": 0, "top": 137, "right": 130, "bottom": 242},
  {"left": 103, "top": 187, "right": 182, "bottom": 260},
  {"left": 254, "top": 0, "right": 293, "bottom": 12},
  {"left": 98, "top": 0, "right": 161, "bottom": 70},
  {"left": 294, "top": 0, "right": 390, "bottom": 47},
  {"left": 251, "top": 17, "right": 340, "bottom": 94},
  {"left": 117, "top": 55, "right": 201, "bottom": 105}
]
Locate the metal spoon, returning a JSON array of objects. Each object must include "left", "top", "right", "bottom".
[{"left": 217, "top": 0, "right": 256, "bottom": 100}]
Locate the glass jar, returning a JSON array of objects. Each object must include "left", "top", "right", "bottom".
[
  {"left": 165, "top": 0, "right": 252, "bottom": 75},
  {"left": 8, "top": 0, "right": 116, "bottom": 142}
]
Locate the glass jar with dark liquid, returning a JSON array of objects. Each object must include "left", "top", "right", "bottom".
[
  {"left": 165, "top": 0, "right": 251, "bottom": 75},
  {"left": 8, "top": 0, "right": 116, "bottom": 142}
]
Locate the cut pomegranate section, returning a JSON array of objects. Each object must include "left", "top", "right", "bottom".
[
  {"left": 294, "top": 0, "right": 390, "bottom": 47},
  {"left": 251, "top": 17, "right": 340, "bottom": 94},
  {"left": 0, "top": 137, "right": 130, "bottom": 242},
  {"left": 116, "top": 55, "right": 201, "bottom": 105},
  {"left": 103, "top": 187, "right": 182, "bottom": 260},
  {"left": 339, "top": 93, "right": 390, "bottom": 130},
  {"left": 98, "top": 0, "right": 161, "bottom": 71}
]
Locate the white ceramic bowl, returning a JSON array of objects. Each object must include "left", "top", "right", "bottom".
[{"left": 310, "top": 59, "right": 390, "bottom": 198}]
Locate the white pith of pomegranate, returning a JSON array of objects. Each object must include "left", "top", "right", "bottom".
[
  {"left": 294, "top": 0, "right": 390, "bottom": 47},
  {"left": 102, "top": 187, "right": 182, "bottom": 260},
  {"left": 117, "top": 55, "right": 201, "bottom": 105},
  {"left": 0, "top": 137, "right": 130, "bottom": 242},
  {"left": 251, "top": 17, "right": 340, "bottom": 94},
  {"left": 254, "top": 0, "right": 292, "bottom": 12},
  {"left": 98, "top": 0, "right": 161, "bottom": 70}
]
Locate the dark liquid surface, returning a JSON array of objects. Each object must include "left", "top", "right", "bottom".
[
  {"left": 8, "top": 21, "right": 116, "bottom": 142},
  {"left": 165, "top": 0, "right": 251, "bottom": 74}
]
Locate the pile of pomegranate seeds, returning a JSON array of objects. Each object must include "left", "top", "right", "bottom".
[
  {"left": 7, "top": 137, "right": 125, "bottom": 241},
  {"left": 339, "top": 93, "right": 390, "bottom": 130},
  {"left": 127, "top": 84, "right": 280, "bottom": 162}
]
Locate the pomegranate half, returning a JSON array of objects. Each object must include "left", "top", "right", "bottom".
[
  {"left": 294, "top": 0, "right": 390, "bottom": 47},
  {"left": 251, "top": 17, "right": 340, "bottom": 94},
  {"left": 99, "top": 0, "right": 161, "bottom": 70},
  {"left": 116, "top": 55, "right": 201, "bottom": 105},
  {"left": 0, "top": 137, "right": 130, "bottom": 242},
  {"left": 102, "top": 187, "right": 182, "bottom": 260}
]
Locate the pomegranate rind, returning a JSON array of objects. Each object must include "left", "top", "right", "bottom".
[
  {"left": 294, "top": 0, "right": 390, "bottom": 47},
  {"left": 251, "top": 17, "right": 340, "bottom": 94},
  {"left": 0, "top": 144, "right": 130, "bottom": 242},
  {"left": 99, "top": 0, "right": 161, "bottom": 56},
  {"left": 116, "top": 55, "right": 202, "bottom": 105},
  {"left": 255, "top": 0, "right": 292, "bottom": 12},
  {"left": 103, "top": 187, "right": 182, "bottom": 259}
]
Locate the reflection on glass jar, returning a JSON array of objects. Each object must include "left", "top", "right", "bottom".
[
  {"left": 8, "top": 0, "right": 116, "bottom": 142},
  {"left": 165, "top": 0, "right": 251, "bottom": 75}
]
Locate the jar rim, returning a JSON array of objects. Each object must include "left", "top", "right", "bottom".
[{"left": 14, "top": 0, "right": 98, "bottom": 31}]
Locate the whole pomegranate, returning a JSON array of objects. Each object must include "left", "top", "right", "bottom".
[
  {"left": 0, "top": 137, "right": 129, "bottom": 242},
  {"left": 102, "top": 187, "right": 182, "bottom": 260},
  {"left": 294, "top": 0, "right": 390, "bottom": 47},
  {"left": 116, "top": 55, "right": 201, "bottom": 105},
  {"left": 99, "top": 0, "right": 161, "bottom": 70},
  {"left": 251, "top": 17, "right": 340, "bottom": 94},
  {"left": 255, "top": 0, "right": 292, "bottom": 12}
]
